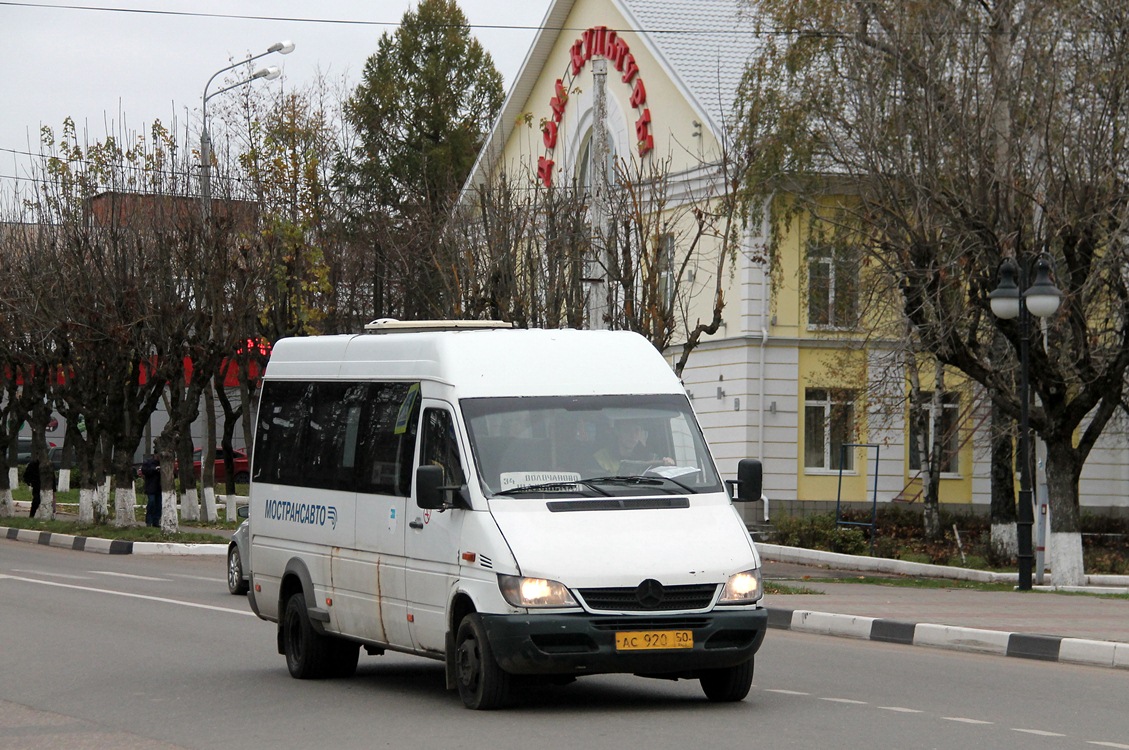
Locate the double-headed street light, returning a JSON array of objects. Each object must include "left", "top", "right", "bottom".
[
  {"left": 200, "top": 40, "right": 295, "bottom": 218},
  {"left": 989, "top": 255, "right": 1062, "bottom": 590}
]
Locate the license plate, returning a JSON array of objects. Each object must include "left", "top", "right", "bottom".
[{"left": 615, "top": 629, "right": 694, "bottom": 651}]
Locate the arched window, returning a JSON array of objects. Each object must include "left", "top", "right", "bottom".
[{"left": 576, "top": 126, "right": 615, "bottom": 194}]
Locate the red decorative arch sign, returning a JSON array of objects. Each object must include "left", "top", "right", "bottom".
[{"left": 537, "top": 25, "right": 654, "bottom": 187}]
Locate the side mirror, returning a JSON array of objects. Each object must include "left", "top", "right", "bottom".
[
  {"left": 416, "top": 465, "right": 447, "bottom": 509},
  {"left": 236, "top": 504, "right": 250, "bottom": 520},
  {"left": 735, "top": 459, "right": 763, "bottom": 503}
]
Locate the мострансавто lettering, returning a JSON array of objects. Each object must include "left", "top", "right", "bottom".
[{"left": 264, "top": 498, "right": 336, "bottom": 528}]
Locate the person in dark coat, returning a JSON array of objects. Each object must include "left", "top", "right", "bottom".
[
  {"left": 24, "top": 459, "right": 42, "bottom": 518},
  {"left": 141, "top": 456, "right": 162, "bottom": 527}
]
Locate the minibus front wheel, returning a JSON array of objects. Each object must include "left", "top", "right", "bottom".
[
  {"left": 699, "top": 657, "right": 754, "bottom": 702},
  {"left": 454, "top": 613, "right": 511, "bottom": 710}
]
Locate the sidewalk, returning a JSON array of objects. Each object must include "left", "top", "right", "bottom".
[
  {"left": 3, "top": 511, "right": 1128, "bottom": 669},
  {"left": 760, "top": 545, "right": 1129, "bottom": 670}
]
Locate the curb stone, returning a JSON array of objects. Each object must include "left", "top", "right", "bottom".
[
  {"left": 3, "top": 525, "right": 226, "bottom": 556},
  {"left": 765, "top": 606, "right": 1129, "bottom": 670}
]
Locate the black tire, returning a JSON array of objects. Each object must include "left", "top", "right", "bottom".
[
  {"left": 282, "top": 592, "right": 330, "bottom": 679},
  {"left": 227, "top": 545, "right": 249, "bottom": 595},
  {"left": 454, "top": 613, "right": 510, "bottom": 710},
  {"left": 700, "top": 658, "right": 754, "bottom": 702}
]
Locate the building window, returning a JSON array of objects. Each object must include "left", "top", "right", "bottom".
[
  {"left": 908, "top": 391, "right": 961, "bottom": 474},
  {"left": 804, "top": 388, "right": 856, "bottom": 471},
  {"left": 577, "top": 126, "right": 615, "bottom": 194},
  {"left": 808, "top": 241, "right": 859, "bottom": 328}
]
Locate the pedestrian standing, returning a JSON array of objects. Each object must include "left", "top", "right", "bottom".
[
  {"left": 24, "top": 459, "right": 42, "bottom": 518},
  {"left": 142, "top": 456, "right": 162, "bottom": 527}
]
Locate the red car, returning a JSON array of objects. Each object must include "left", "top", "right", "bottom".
[{"left": 194, "top": 447, "right": 251, "bottom": 484}]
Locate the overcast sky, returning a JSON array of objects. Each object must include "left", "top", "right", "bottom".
[{"left": 0, "top": 0, "right": 553, "bottom": 187}]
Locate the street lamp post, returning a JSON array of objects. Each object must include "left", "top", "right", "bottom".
[
  {"left": 200, "top": 40, "right": 294, "bottom": 218},
  {"left": 989, "top": 255, "right": 1061, "bottom": 591}
]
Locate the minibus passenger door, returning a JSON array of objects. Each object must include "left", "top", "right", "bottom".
[{"left": 406, "top": 404, "right": 467, "bottom": 654}]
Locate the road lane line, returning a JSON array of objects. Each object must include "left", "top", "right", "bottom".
[
  {"left": 1012, "top": 728, "right": 1067, "bottom": 737},
  {"left": 1088, "top": 742, "right": 1129, "bottom": 749},
  {"left": 943, "top": 717, "right": 993, "bottom": 725},
  {"left": 820, "top": 697, "right": 868, "bottom": 705},
  {"left": 878, "top": 706, "right": 924, "bottom": 713},
  {"left": 168, "top": 574, "right": 223, "bottom": 582},
  {"left": 763, "top": 689, "right": 811, "bottom": 696},
  {"left": 11, "top": 568, "right": 92, "bottom": 580},
  {"left": 91, "top": 570, "right": 170, "bottom": 581},
  {"left": 0, "top": 574, "right": 255, "bottom": 616}
]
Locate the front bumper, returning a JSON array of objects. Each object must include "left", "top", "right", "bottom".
[{"left": 481, "top": 607, "right": 767, "bottom": 678}]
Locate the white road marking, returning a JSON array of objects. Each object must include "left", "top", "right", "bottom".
[
  {"left": 1088, "top": 742, "right": 1129, "bottom": 749},
  {"left": 91, "top": 570, "right": 170, "bottom": 581},
  {"left": 0, "top": 574, "right": 255, "bottom": 616},
  {"left": 820, "top": 697, "right": 868, "bottom": 705},
  {"left": 764, "top": 689, "right": 811, "bottom": 696},
  {"left": 1012, "top": 728, "right": 1067, "bottom": 737},
  {"left": 168, "top": 574, "right": 222, "bottom": 582},
  {"left": 878, "top": 706, "right": 924, "bottom": 713},
  {"left": 11, "top": 568, "right": 92, "bottom": 580},
  {"left": 943, "top": 717, "right": 993, "bottom": 725}
]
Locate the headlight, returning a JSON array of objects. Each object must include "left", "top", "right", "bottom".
[
  {"left": 719, "top": 568, "right": 763, "bottom": 604},
  {"left": 498, "top": 574, "right": 578, "bottom": 608}
]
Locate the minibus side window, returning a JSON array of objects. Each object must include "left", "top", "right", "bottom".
[
  {"left": 355, "top": 382, "right": 419, "bottom": 496},
  {"left": 420, "top": 409, "right": 465, "bottom": 486},
  {"left": 253, "top": 381, "right": 309, "bottom": 485}
]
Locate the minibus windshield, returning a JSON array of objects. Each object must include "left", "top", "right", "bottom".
[{"left": 461, "top": 394, "right": 724, "bottom": 497}]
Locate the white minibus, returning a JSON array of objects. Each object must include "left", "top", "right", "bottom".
[{"left": 246, "top": 321, "right": 767, "bottom": 709}]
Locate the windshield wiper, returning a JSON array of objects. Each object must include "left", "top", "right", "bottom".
[
  {"left": 494, "top": 480, "right": 612, "bottom": 496},
  {"left": 585, "top": 475, "right": 698, "bottom": 493}
]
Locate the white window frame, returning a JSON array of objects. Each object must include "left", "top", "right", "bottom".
[{"left": 804, "top": 388, "right": 856, "bottom": 473}]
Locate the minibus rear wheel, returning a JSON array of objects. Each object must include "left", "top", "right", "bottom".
[
  {"left": 454, "top": 613, "right": 510, "bottom": 709},
  {"left": 699, "top": 657, "right": 754, "bottom": 702},
  {"left": 283, "top": 592, "right": 330, "bottom": 679}
]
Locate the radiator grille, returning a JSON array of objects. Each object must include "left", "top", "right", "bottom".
[{"left": 577, "top": 583, "right": 718, "bottom": 612}]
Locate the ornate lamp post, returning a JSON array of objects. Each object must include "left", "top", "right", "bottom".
[
  {"left": 200, "top": 41, "right": 294, "bottom": 218},
  {"left": 989, "top": 256, "right": 1061, "bottom": 590}
]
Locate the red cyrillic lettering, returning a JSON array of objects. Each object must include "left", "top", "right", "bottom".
[
  {"left": 635, "top": 109, "right": 653, "bottom": 155},
  {"left": 630, "top": 78, "right": 647, "bottom": 108},
  {"left": 622, "top": 54, "right": 639, "bottom": 84},
  {"left": 570, "top": 39, "right": 584, "bottom": 75},
  {"left": 537, "top": 155, "right": 555, "bottom": 187}
]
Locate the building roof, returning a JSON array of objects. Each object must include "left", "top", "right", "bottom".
[{"left": 465, "top": 0, "right": 758, "bottom": 192}]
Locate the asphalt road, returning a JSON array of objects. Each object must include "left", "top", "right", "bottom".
[{"left": 2, "top": 542, "right": 1128, "bottom": 750}]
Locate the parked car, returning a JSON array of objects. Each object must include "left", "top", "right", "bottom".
[
  {"left": 194, "top": 447, "right": 250, "bottom": 484},
  {"left": 227, "top": 505, "right": 250, "bottom": 595}
]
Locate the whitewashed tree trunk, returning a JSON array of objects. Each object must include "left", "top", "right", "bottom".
[
  {"left": 1050, "top": 531, "right": 1085, "bottom": 587},
  {"left": 159, "top": 487, "right": 178, "bottom": 534},
  {"left": 990, "top": 523, "right": 1018, "bottom": 562},
  {"left": 94, "top": 477, "right": 110, "bottom": 522},
  {"left": 57, "top": 469, "right": 71, "bottom": 493},
  {"left": 180, "top": 486, "right": 200, "bottom": 522},
  {"left": 33, "top": 489, "right": 56, "bottom": 520},
  {"left": 201, "top": 486, "right": 218, "bottom": 523},
  {"left": 9, "top": 467, "right": 18, "bottom": 490},
  {"left": 113, "top": 484, "right": 138, "bottom": 527},
  {"left": 0, "top": 487, "right": 14, "bottom": 517},
  {"left": 78, "top": 486, "right": 95, "bottom": 523}
]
